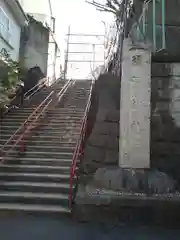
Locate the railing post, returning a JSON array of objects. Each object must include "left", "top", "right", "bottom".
[
  {"left": 20, "top": 123, "right": 25, "bottom": 153},
  {"left": 161, "top": 0, "right": 166, "bottom": 49},
  {"left": 142, "top": 8, "right": 146, "bottom": 38},
  {"left": 152, "top": 0, "right": 156, "bottom": 52}
]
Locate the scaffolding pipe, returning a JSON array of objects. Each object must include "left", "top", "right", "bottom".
[{"left": 64, "top": 26, "right": 70, "bottom": 80}]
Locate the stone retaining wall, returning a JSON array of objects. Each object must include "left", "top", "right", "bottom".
[
  {"left": 80, "top": 73, "right": 120, "bottom": 174},
  {"left": 151, "top": 62, "right": 180, "bottom": 183}
]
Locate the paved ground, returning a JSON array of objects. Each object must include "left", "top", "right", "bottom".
[{"left": 0, "top": 215, "right": 180, "bottom": 240}]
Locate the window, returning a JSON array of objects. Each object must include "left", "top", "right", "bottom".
[{"left": 0, "top": 8, "right": 11, "bottom": 44}]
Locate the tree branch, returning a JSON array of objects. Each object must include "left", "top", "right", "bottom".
[
  {"left": 86, "top": 0, "right": 124, "bottom": 18},
  {"left": 86, "top": 1, "right": 117, "bottom": 13}
]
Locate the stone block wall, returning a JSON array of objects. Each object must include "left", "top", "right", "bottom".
[
  {"left": 151, "top": 62, "right": 180, "bottom": 183},
  {"left": 80, "top": 74, "right": 120, "bottom": 174}
]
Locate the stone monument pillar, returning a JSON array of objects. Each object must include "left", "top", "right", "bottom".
[{"left": 119, "top": 38, "right": 151, "bottom": 168}]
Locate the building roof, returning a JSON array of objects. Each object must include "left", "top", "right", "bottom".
[
  {"left": 27, "top": 14, "right": 49, "bottom": 31},
  {"left": 28, "top": 13, "right": 48, "bottom": 26}
]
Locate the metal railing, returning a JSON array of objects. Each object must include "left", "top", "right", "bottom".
[
  {"left": 0, "top": 79, "right": 72, "bottom": 163},
  {"left": 2, "top": 77, "right": 63, "bottom": 118},
  {"left": 4, "top": 78, "right": 47, "bottom": 114},
  {"left": 130, "top": 0, "right": 165, "bottom": 52},
  {"left": 69, "top": 80, "right": 93, "bottom": 208}
]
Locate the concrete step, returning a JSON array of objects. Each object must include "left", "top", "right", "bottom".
[
  {"left": 0, "top": 138, "right": 78, "bottom": 146},
  {"left": 1, "top": 151, "right": 74, "bottom": 159},
  {"left": 0, "top": 140, "right": 76, "bottom": 146},
  {"left": 0, "top": 203, "right": 71, "bottom": 213},
  {"left": 0, "top": 120, "right": 29, "bottom": 129},
  {"left": 0, "top": 164, "right": 73, "bottom": 174},
  {"left": 0, "top": 129, "right": 80, "bottom": 136},
  {"left": 0, "top": 157, "right": 76, "bottom": 167},
  {"left": 0, "top": 133, "right": 80, "bottom": 142},
  {"left": 1, "top": 117, "right": 83, "bottom": 124},
  {"left": 0, "top": 181, "right": 73, "bottom": 194},
  {"left": 1, "top": 116, "right": 45, "bottom": 122},
  {"left": 1, "top": 145, "right": 76, "bottom": 152},
  {"left": 0, "top": 120, "right": 82, "bottom": 127},
  {"left": 0, "top": 191, "right": 69, "bottom": 206},
  {"left": 0, "top": 127, "right": 81, "bottom": 135},
  {"left": 30, "top": 130, "right": 80, "bottom": 136},
  {"left": 25, "top": 145, "right": 75, "bottom": 153},
  {"left": 4, "top": 108, "right": 36, "bottom": 113},
  {"left": 0, "top": 172, "right": 69, "bottom": 183},
  {"left": 2, "top": 111, "right": 83, "bottom": 116},
  {"left": 3, "top": 111, "right": 35, "bottom": 118},
  {"left": 7, "top": 107, "right": 84, "bottom": 113},
  {"left": 2, "top": 116, "right": 84, "bottom": 123},
  {"left": 1, "top": 116, "right": 33, "bottom": 122},
  {"left": 0, "top": 122, "right": 82, "bottom": 130},
  {"left": 7, "top": 108, "right": 84, "bottom": 114}
]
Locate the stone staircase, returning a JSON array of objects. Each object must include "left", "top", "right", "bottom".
[
  {"left": 0, "top": 80, "right": 66, "bottom": 142},
  {"left": 0, "top": 80, "right": 92, "bottom": 214}
]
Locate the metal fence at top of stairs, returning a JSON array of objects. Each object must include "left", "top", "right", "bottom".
[
  {"left": 130, "top": 0, "right": 166, "bottom": 53},
  {"left": 0, "top": 79, "right": 73, "bottom": 164}
]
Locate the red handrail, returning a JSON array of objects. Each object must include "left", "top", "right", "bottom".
[
  {"left": 69, "top": 81, "right": 93, "bottom": 208},
  {"left": 0, "top": 79, "right": 72, "bottom": 163},
  {"left": 2, "top": 78, "right": 48, "bottom": 118},
  {"left": 0, "top": 92, "right": 53, "bottom": 162}
]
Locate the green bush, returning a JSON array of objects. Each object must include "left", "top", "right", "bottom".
[{"left": 0, "top": 51, "right": 21, "bottom": 108}]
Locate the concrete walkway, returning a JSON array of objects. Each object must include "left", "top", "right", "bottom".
[{"left": 0, "top": 215, "right": 180, "bottom": 240}]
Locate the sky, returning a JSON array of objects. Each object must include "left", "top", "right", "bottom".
[
  {"left": 19, "top": 0, "right": 115, "bottom": 78},
  {"left": 51, "top": 0, "right": 113, "bottom": 47},
  {"left": 50, "top": 0, "right": 114, "bottom": 78}
]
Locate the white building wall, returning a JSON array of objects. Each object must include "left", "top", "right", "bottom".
[{"left": 0, "top": 0, "right": 21, "bottom": 61}]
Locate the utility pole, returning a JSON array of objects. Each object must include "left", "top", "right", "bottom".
[
  {"left": 64, "top": 26, "right": 70, "bottom": 80},
  {"left": 92, "top": 44, "right": 95, "bottom": 72},
  {"left": 101, "top": 21, "right": 106, "bottom": 67}
]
